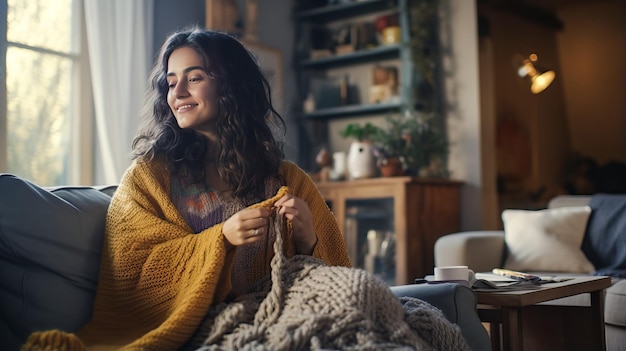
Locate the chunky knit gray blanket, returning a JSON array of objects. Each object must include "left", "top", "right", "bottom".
[{"left": 192, "top": 213, "right": 469, "bottom": 351}]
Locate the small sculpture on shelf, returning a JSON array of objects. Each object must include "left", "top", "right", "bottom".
[
  {"left": 312, "top": 148, "right": 347, "bottom": 182},
  {"left": 369, "top": 65, "right": 399, "bottom": 104},
  {"left": 315, "top": 148, "right": 332, "bottom": 182},
  {"left": 374, "top": 13, "right": 400, "bottom": 45}
]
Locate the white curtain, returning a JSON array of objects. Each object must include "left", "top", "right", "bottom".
[{"left": 83, "top": 0, "right": 154, "bottom": 184}]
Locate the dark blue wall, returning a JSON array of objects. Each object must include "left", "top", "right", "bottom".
[{"left": 153, "top": 0, "right": 206, "bottom": 59}]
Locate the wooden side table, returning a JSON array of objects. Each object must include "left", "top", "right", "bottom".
[
  {"left": 476, "top": 276, "right": 612, "bottom": 351},
  {"left": 315, "top": 177, "right": 462, "bottom": 284}
]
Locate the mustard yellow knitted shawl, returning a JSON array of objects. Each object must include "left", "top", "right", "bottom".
[{"left": 23, "top": 160, "right": 350, "bottom": 350}]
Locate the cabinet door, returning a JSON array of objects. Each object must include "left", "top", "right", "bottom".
[{"left": 344, "top": 198, "right": 396, "bottom": 285}]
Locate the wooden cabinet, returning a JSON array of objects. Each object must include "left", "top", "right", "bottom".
[{"left": 316, "top": 177, "right": 462, "bottom": 285}]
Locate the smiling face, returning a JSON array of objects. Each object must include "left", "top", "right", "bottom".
[{"left": 166, "top": 46, "right": 219, "bottom": 138}]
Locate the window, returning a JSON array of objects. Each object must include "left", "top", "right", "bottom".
[{"left": 1, "top": 0, "right": 92, "bottom": 186}]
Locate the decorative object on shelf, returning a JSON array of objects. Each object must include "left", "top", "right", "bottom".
[
  {"left": 316, "top": 147, "right": 331, "bottom": 167},
  {"left": 381, "top": 26, "right": 401, "bottom": 45},
  {"left": 310, "top": 75, "right": 354, "bottom": 109},
  {"left": 330, "top": 151, "right": 347, "bottom": 180},
  {"left": 369, "top": 65, "right": 399, "bottom": 104},
  {"left": 341, "top": 123, "right": 379, "bottom": 179},
  {"left": 315, "top": 147, "right": 332, "bottom": 181},
  {"left": 513, "top": 53, "right": 556, "bottom": 94},
  {"left": 377, "top": 156, "right": 404, "bottom": 177},
  {"left": 308, "top": 25, "right": 334, "bottom": 59},
  {"left": 332, "top": 24, "right": 357, "bottom": 55},
  {"left": 374, "top": 13, "right": 399, "bottom": 45},
  {"left": 347, "top": 141, "right": 377, "bottom": 180},
  {"left": 355, "top": 22, "right": 378, "bottom": 51},
  {"left": 303, "top": 93, "right": 316, "bottom": 113}
]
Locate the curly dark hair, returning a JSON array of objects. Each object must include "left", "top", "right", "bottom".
[{"left": 132, "top": 26, "right": 285, "bottom": 200}]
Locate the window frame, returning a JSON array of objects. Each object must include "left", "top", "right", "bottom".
[
  {"left": 1, "top": 0, "right": 7, "bottom": 173},
  {"left": 1, "top": 0, "right": 94, "bottom": 185}
]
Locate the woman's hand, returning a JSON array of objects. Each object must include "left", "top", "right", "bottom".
[
  {"left": 222, "top": 207, "right": 271, "bottom": 246},
  {"left": 274, "top": 194, "right": 317, "bottom": 254}
]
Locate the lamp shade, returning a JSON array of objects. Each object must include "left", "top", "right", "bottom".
[{"left": 514, "top": 54, "right": 556, "bottom": 94}]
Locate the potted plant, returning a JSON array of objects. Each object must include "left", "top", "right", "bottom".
[
  {"left": 340, "top": 123, "right": 381, "bottom": 179},
  {"left": 371, "top": 117, "right": 408, "bottom": 177},
  {"left": 372, "top": 111, "right": 449, "bottom": 178}
]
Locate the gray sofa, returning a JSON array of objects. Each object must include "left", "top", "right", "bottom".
[
  {"left": 0, "top": 173, "right": 491, "bottom": 351},
  {"left": 435, "top": 194, "right": 626, "bottom": 351}
]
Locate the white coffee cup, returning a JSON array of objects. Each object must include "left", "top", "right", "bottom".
[{"left": 433, "top": 265, "right": 475, "bottom": 285}]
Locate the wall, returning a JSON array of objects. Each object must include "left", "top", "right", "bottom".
[
  {"left": 480, "top": 4, "right": 570, "bottom": 213},
  {"left": 246, "top": 0, "right": 298, "bottom": 162},
  {"left": 557, "top": 0, "right": 626, "bottom": 164},
  {"left": 476, "top": 0, "right": 626, "bottom": 222},
  {"left": 153, "top": 0, "right": 205, "bottom": 59},
  {"left": 439, "top": 0, "right": 485, "bottom": 230}
]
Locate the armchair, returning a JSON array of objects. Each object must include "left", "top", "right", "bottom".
[{"left": 434, "top": 195, "right": 626, "bottom": 350}]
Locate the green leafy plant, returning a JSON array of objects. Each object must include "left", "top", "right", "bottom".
[
  {"left": 339, "top": 122, "right": 381, "bottom": 142},
  {"left": 372, "top": 111, "right": 449, "bottom": 178}
]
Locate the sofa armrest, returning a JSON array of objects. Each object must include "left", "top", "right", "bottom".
[
  {"left": 434, "top": 231, "right": 506, "bottom": 273},
  {"left": 391, "top": 283, "right": 491, "bottom": 351}
]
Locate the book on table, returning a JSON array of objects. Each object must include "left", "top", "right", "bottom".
[{"left": 472, "top": 271, "right": 573, "bottom": 292}]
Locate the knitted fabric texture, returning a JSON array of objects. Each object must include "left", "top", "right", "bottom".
[
  {"left": 170, "top": 175, "right": 224, "bottom": 233},
  {"left": 22, "top": 160, "right": 351, "bottom": 351},
  {"left": 170, "top": 172, "right": 284, "bottom": 297},
  {"left": 191, "top": 212, "right": 470, "bottom": 351}
]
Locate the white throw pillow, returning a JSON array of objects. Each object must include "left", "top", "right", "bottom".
[{"left": 502, "top": 206, "right": 595, "bottom": 273}]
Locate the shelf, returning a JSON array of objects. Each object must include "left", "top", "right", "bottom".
[
  {"left": 299, "top": 44, "right": 401, "bottom": 69},
  {"left": 302, "top": 100, "right": 403, "bottom": 119},
  {"left": 296, "top": 0, "right": 398, "bottom": 23}
]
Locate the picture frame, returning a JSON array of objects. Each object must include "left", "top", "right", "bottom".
[
  {"left": 242, "top": 41, "right": 284, "bottom": 115},
  {"left": 205, "top": 1, "right": 283, "bottom": 115},
  {"left": 205, "top": 0, "right": 240, "bottom": 35}
]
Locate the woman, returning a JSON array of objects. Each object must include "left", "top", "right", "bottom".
[{"left": 24, "top": 27, "right": 351, "bottom": 350}]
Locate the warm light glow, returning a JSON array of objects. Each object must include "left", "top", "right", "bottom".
[
  {"left": 530, "top": 70, "right": 556, "bottom": 94},
  {"left": 513, "top": 54, "right": 556, "bottom": 94}
]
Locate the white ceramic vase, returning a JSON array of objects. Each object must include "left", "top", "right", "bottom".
[{"left": 347, "top": 141, "right": 376, "bottom": 180}]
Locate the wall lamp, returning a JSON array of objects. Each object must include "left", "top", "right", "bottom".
[{"left": 514, "top": 53, "right": 556, "bottom": 94}]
